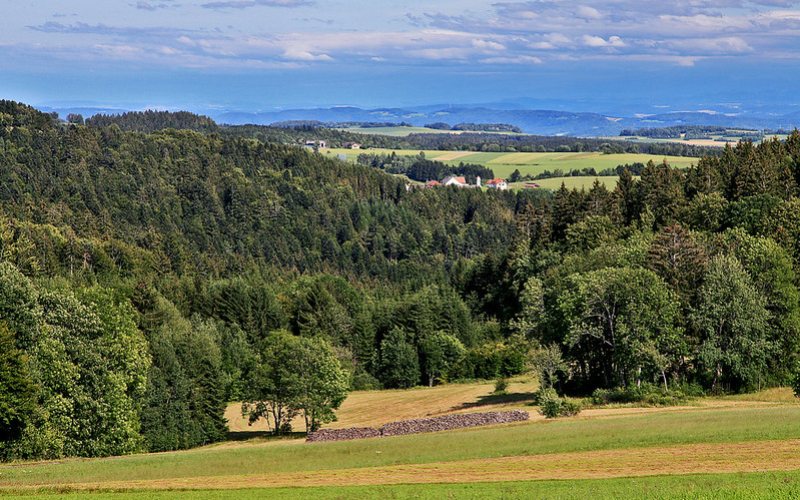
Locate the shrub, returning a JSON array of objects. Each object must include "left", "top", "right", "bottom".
[
  {"left": 538, "top": 389, "right": 562, "bottom": 418},
  {"left": 560, "top": 399, "right": 582, "bottom": 417},
  {"left": 590, "top": 383, "right": 700, "bottom": 407},
  {"left": 792, "top": 366, "right": 800, "bottom": 398},
  {"left": 537, "top": 388, "right": 581, "bottom": 418},
  {"left": 494, "top": 378, "right": 509, "bottom": 394},
  {"left": 351, "top": 371, "right": 382, "bottom": 391}
]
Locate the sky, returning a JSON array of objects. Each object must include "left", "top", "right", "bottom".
[{"left": 2, "top": 0, "right": 800, "bottom": 114}]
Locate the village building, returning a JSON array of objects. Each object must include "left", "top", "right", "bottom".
[
  {"left": 441, "top": 175, "right": 468, "bottom": 187},
  {"left": 485, "top": 178, "right": 509, "bottom": 190},
  {"left": 303, "top": 140, "right": 327, "bottom": 150}
]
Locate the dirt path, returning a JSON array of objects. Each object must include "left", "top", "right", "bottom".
[{"left": 17, "top": 439, "right": 800, "bottom": 491}]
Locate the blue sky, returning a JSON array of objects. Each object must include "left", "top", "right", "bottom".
[{"left": 2, "top": 0, "right": 800, "bottom": 113}]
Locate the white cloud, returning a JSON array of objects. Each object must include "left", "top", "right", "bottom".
[
  {"left": 282, "top": 48, "right": 333, "bottom": 61},
  {"left": 576, "top": 5, "right": 602, "bottom": 20},
  {"left": 480, "top": 55, "right": 542, "bottom": 64},
  {"left": 582, "top": 35, "right": 625, "bottom": 48},
  {"left": 472, "top": 39, "right": 505, "bottom": 51}
]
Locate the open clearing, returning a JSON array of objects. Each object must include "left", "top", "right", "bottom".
[
  {"left": 511, "top": 176, "right": 622, "bottom": 191},
  {"left": 337, "top": 127, "right": 522, "bottom": 137},
  {"left": 322, "top": 148, "right": 695, "bottom": 182},
  {"left": 227, "top": 378, "right": 538, "bottom": 432},
  {"left": 4, "top": 382, "right": 800, "bottom": 497}
]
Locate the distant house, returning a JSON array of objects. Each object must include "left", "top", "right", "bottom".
[
  {"left": 441, "top": 176, "right": 468, "bottom": 187},
  {"left": 485, "top": 178, "right": 509, "bottom": 190},
  {"left": 303, "top": 140, "right": 327, "bottom": 150},
  {"left": 424, "top": 180, "right": 442, "bottom": 188},
  {"left": 343, "top": 142, "right": 362, "bottom": 150}
]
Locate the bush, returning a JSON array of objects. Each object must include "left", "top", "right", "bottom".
[
  {"left": 560, "top": 399, "right": 582, "bottom": 417},
  {"left": 590, "top": 383, "right": 700, "bottom": 407},
  {"left": 351, "top": 371, "right": 382, "bottom": 391},
  {"left": 793, "top": 367, "right": 800, "bottom": 398},
  {"left": 494, "top": 378, "right": 509, "bottom": 394},
  {"left": 537, "top": 388, "right": 581, "bottom": 419}
]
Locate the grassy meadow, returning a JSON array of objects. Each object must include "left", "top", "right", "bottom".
[
  {"left": 4, "top": 381, "right": 800, "bottom": 498},
  {"left": 322, "top": 148, "right": 694, "bottom": 191},
  {"left": 337, "top": 126, "right": 522, "bottom": 137}
]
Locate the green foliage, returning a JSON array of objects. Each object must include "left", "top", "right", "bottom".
[
  {"left": 0, "top": 324, "right": 36, "bottom": 450},
  {"left": 531, "top": 344, "right": 567, "bottom": 390},
  {"left": 136, "top": 293, "right": 227, "bottom": 452},
  {"left": 590, "top": 383, "right": 701, "bottom": 407},
  {"left": 537, "top": 388, "right": 581, "bottom": 418},
  {"left": 493, "top": 377, "right": 509, "bottom": 394},
  {"left": 379, "top": 329, "right": 420, "bottom": 389},
  {"left": 558, "top": 267, "right": 682, "bottom": 389},
  {"left": 244, "top": 331, "right": 349, "bottom": 434},
  {"left": 3, "top": 101, "right": 800, "bottom": 460},
  {"left": 420, "top": 332, "right": 466, "bottom": 386},
  {"left": 694, "top": 255, "right": 772, "bottom": 392}
]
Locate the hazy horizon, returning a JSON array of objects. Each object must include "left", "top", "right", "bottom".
[{"left": 3, "top": 1, "right": 800, "bottom": 115}]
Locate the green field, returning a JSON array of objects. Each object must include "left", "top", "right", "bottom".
[
  {"left": 337, "top": 127, "right": 522, "bottom": 137},
  {"left": 323, "top": 149, "right": 696, "bottom": 181},
  {"left": 512, "top": 176, "right": 622, "bottom": 191},
  {"left": 4, "top": 382, "right": 800, "bottom": 498},
  {"left": 11, "top": 472, "right": 800, "bottom": 499}
]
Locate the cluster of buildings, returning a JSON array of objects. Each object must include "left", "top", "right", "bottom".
[
  {"left": 422, "top": 176, "right": 509, "bottom": 190},
  {"left": 303, "top": 140, "right": 363, "bottom": 150}
]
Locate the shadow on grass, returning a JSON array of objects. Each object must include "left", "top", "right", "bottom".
[
  {"left": 226, "top": 431, "right": 307, "bottom": 442},
  {"left": 451, "top": 391, "right": 538, "bottom": 411}
]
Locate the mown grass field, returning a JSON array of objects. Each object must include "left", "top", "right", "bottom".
[
  {"left": 510, "top": 176, "right": 622, "bottom": 191},
  {"left": 4, "top": 382, "right": 800, "bottom": 498},
  {"left": 337, "top": 126, "right": 522, "bottom": 137},
  {"left": 322, "top": 148, "right": 695, "bottom": 184},
  {"left": 227, "top": 378, "right": 538, "bottom": 432}
]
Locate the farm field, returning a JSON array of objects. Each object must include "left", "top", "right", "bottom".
[
  {"left": 511, "top": 176, "right": 622, "bottom": 191},
  {"left": 322, "top": 148, "right": 696, "bottom": 180},
  {"left": 4, "top": 383, "right": 800, "bottom": 498},
  {"left": 337, "top": 126, "right": 522, "bottom": 137},
  {"left": 608, "top": 133, "right": 789, "bottom": 148},
  {"left": 227, "top": 378, "right": 539, "bottom": 433}
]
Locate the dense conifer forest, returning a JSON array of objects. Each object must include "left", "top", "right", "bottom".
[{"left": 3, "top": 100, "right": 800, "bottom": 460}]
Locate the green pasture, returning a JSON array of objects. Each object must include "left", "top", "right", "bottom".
[
  {"left": 337, "top": 127, "right": 522, "bottom": 137},
  {"left": 511, "top": 176, "right": 622, "bottom": 191},
  {"left": 12, "top": 471, "right": 800, "bottom": 499},
  {"left": 3, "top": 405, "right": 800, "bottom": 488},
  {"left": 322, "top": 149, "right": 695, "bottom": 179}
]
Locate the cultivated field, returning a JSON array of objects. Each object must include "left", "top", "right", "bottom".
[
  {"left": 4, "top": 382, "right": 800, "bottom": 498},
  {"left": 227, "top": 378, "right": 539, "bottom": 433},
  {"left": 511, "top": 176, "right": 622, "bottom": 191},
  {"left": 323, "top": 148, "right": 695, "bottom": 181},
  {"left": 337, "top": 126, "right": 522, "bottom": 137}
]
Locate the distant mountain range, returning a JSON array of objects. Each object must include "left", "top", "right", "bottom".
[{"left": 38, "top": 104, "right": 800, "bottom": 137}]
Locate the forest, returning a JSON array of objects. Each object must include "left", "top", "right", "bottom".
[
  {"left": 84, "top": 110, "right": 719, "bottom": 156},
  {"left": 3, "top": 100, "right": 800, "bottom": 461}
]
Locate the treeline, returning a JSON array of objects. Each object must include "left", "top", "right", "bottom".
[
  {"left": 85, "top": 110, "right": 218, "bottom": 133},
  {"left": 74, "top": 108, "right": 718, "bottom": 157},
  {"left": 516, "top": 162, "right": 650, "bottom": 182},
  {"left": 0, "top": 101, "right": 531, "bottom": 460},
  {"left": 425, "top": 122, "right": 523, "bottom": 133},
  {"left": 500, "top": 135, "right": 800, "bottom": 394},
  {"left": 5, "top": 101, "right": 800, "bottom": 462},
  {"left": 620, "top": 125, "right": 731, "bottom": 138},
  {"left": 355, "top": 152, "right": 494, "bottom": 183},
  {"left": 400, "top": 133, "right": 718, "bottom": 157}
]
